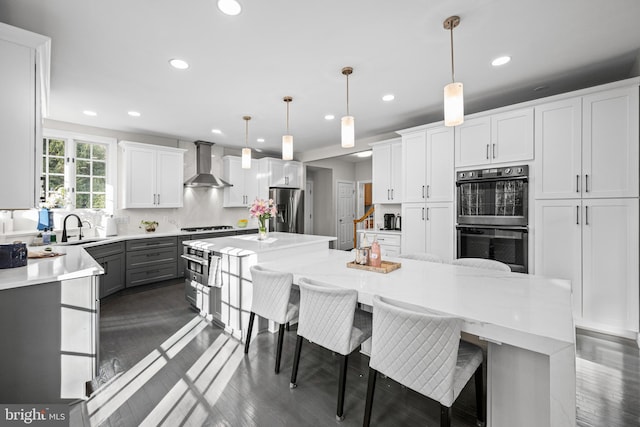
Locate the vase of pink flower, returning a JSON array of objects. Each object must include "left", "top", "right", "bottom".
[{"left": 249, "top": 198, "right": 277, "bottom": 240}]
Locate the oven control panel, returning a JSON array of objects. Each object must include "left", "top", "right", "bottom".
[{"left": 457, "top": 165, "right": 528, "bottom": 181}]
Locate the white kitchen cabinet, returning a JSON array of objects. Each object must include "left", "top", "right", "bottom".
[
  {"left": 263, "top": 158, "right": 303, "bottom": 188},
  {"left": 119, "top": 141, "right": 186, "bottom": 208},
  {"left": 455, "top": 107, "right": 533, "bottom": 168},
  {"left": 0, "top": 24, "right": 50, "bottom": 209},
  {"left": 401, "top": 202, "right": 454, "bottom": 262},
  {"left": 535, "top": 198, "right": 639, "bottom": 336},
  {"left": 582, "top": 87, "right": 639, "bottom": 199},
  {"left": 402, "top": 126, "right": 455, "bottom": 203},
  {"left": 535, "top": 87, "right": 639, "bottom": 199},
  {"left": 223, "top": 156, "right": 265, "bottom": 207},
  {"left": 372, "top": 139, "right": 402, "bottom": 203}
]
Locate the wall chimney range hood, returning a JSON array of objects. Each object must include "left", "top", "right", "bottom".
[{"left": 184, "top": 141, "right": 232, "bottom": 188}]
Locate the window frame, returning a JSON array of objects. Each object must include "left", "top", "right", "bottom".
[{"left": 42, "top": 129, "right": 118, "bottom": 212}]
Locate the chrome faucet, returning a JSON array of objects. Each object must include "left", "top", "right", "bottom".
[{"left": 61, "top": 214, "right": 83, "bottom": 243}]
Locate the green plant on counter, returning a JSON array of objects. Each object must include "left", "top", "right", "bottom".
[{"left": 140, "top": 220, "right": 158, "bottom": 232}]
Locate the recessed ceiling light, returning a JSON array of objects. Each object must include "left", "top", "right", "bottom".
[
  {"left": 491, "top": 56, "right": 511, "bottom": 67},
  {"left": 128, "top": 111, "right": 141, "bottom": 117},
  {"left": 255, "top": 148, "right": 263, "bottom": 153},
  {"left": 355, "top": 151, "right": 372, "bottom": 158},
  {"left": 83, "top": 110, "right": 97, "bottom": 116},
  {"left": 217, "top": 0, "right": 242, "bottom": 16},
  {"left": 211, "top": 129, "right": 222, "bottom": 134},
  {"left": 169, "top": 59, "right": 189, "bottom": 70},
  {"left": 382, "top": 94, "right": 395, "bottom": 102},
  {"left": 257, "top": 138, "right": 265, "bottom": 143},
  {"left": 324, "top": 114, "right": 335, "bottom": 120}
]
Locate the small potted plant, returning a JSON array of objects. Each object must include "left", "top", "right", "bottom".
[{"left": 140, "top": 220, "right": 158, "bottom": 232}]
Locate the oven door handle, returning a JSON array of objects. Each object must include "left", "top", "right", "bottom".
[
  {"left": 181, "top": 254, "right": 209, "bottom": 265},
  {"left": 456, "top": 224, "right": 528, "bottom": 232},
  {"left": 456, "top": 176, "right": 528, "bottom": 185}
]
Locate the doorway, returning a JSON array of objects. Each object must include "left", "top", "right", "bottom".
[{"left": 337, "top": 180, "right": 355, "bottom": 250}]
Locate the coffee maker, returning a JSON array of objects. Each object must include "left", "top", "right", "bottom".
[{"left": 383, "top": 213, "right": 395, "bottom": 230}]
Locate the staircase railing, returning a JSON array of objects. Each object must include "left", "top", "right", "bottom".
[{"left": 353, "top": 206, "right": 375, "bottom": 248}]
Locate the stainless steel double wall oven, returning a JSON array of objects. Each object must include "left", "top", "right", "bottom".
[{"left": 456, "top": 165, "right": 529, "bottom": 273}]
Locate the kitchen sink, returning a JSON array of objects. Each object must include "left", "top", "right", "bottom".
[{"left": 55, "top": 237, "right": 107, "bottom": 246}]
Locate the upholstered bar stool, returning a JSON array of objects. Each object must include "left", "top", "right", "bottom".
[
  {"left": 245, "top": 265, "right": 299, "bottom": 374},
  {"left": 290, "top": 277, "right": 372, "bottom": 421},
  {"left": 451, "top": 257, "right": 511, "bottom": 272},
  {"left": 399, "top": 252, "right": 444, "bottom": 263},
  {"left": 363, "top": 295, "right": 485, "bottom": 427}
]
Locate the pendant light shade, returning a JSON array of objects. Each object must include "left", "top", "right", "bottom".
[
  {"left": 341, "top": 67, "right": 355, "bottom": 148},
  {"left": 282, "top": 96, "right": 293, "bottom": 160},
  {"left": 242, "top": 116, "right": 251, "bottom": 169},
  {"left": 443, "top": 15, "right": 464, "bottom": 127}
]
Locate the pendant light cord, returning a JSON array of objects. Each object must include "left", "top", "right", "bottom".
[
  {"left": 286, "top": 101, "right": 290, "bottom": 134},
  {"left": 346, "top": 73, "right": 350, "bottom": 116},
  {"left": 244, "top": 117, "right": 249, "bottom": 147},
  {"left": 450, "top": 24, "right": 455, "bottom": 83}
]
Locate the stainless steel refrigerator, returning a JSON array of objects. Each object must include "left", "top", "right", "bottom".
[{"left": 269, "top": 188, "right": 304, "bottom": 233}]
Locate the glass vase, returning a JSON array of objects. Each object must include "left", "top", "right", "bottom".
[{"left": 258, "top": 226, "right": 268, "bottom": 240}]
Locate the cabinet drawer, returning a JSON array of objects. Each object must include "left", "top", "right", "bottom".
[
  {"left": 126, "top": 247, "right": 177, "bottom": 269},
  {"left": 382, "top": 247, "right": 400, "bottom": 257},
  {"left": 375, "top": 234, "right": 401, "bottom": 247},
  {"left": 85, "top": 241, "right": 125, "bottom": 259},
  {"left": 126, "top": 236, "right": 177, "bottom": 251},
  {"left": 126, "top": 264, "right": 178, "bottom": 287}
]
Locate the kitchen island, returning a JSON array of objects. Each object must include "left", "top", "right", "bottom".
[
  {"left": 182, "top": 232, "right": 336, "bottom": 341},
  {"left": 259, "top": 249, "right": 576, "bottom": 427},
  {"left": 0, "top": 246, "right": 103, "bottom": 403}
]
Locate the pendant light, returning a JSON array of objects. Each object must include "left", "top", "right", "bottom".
[
  {"left": 341, "top": 66, "right": 355, "bottom": 148},
  {"left": 443, "top": 15, "right": 464, "bottom": 127},
  {"left": 242, "top": 115, "right": 251, "bottom": 169},
  {"left": 282, "top": 96, "right": 293, "bottom": 160}
]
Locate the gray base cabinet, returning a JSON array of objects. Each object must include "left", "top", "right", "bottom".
[
  {"left": 126, "top": 236, "right": 178, "bottom": 287},
  {"left": 85, "top": 242, "right": 126, "bottom": 298}
]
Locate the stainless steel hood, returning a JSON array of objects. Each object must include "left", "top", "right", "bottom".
[{"left": 184, "top": 141, "right": 232, "bottom": 188}]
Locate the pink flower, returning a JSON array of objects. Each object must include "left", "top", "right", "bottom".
[{"left": 249, "top": 198, "right": 277, "bottom": 222}]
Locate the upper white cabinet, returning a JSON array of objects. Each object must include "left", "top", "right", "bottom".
[
  {"left": 372, "top": 139, "right": 402, "bottom": 203},
  {"left": 119, "top": 141, "right": 186, "bottom": 208},
  {"left": 455, "top": 107, "right": 534, "bottom": 168},
  {"left": 223, "top": 156, "right": 265, "bottom": 207},
  {"left": 0, "top": 24, "right": 50, "bottom": 209},
  {"left": 262, "top": 158, "right": 303, "bottom": 188},
  {"left": 582, "top": 87, "right": 639, "bottom": 199},
  {"left": 535, "top": 87, "right": 639, "bottom": 199},
  {"left": 402, "top": 126, "right": 455, "bottom": 203}
]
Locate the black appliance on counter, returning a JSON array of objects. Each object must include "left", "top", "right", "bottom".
[
  {"left": 383, "top": 213, "right": 401, "bottom": 230},
  {"left": 456, "top": 165, "right": 529, "bottom": 273}
]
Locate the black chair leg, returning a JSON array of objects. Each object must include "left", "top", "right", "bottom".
[
  {"left": 336, "top": 354, "right": 348, "bottom": 421},
  {"left": 440, "top": 404, "right": 452, "bottom": 427},
  {"left": 475, "top": 364, "right": 486, "bottom": 426},
  {"left": 363, "top": 367, "right": 377, "bottom": 427},
  {"left": 290, "top": 335, "right": 303, "bottom": 388},
  {"left": 275, "top": 323, "right": 285, "bottom": 374},
  {"left": 244, "top": 312, "right": 255, "bottom": 354},
  {"left": 286, "top": 321, "right": 290, "bottom": 331}
]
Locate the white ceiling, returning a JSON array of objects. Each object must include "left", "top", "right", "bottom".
[{"left": 2, "top": 0, "right": 640, "bottom": 157}]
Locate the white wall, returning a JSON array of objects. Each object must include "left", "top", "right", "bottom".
[{"left": 355, "top": 160, "right": 372, "bottom": 182}]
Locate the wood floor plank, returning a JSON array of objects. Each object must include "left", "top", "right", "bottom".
[{"left": 68, "top": 279, "right": 640, "bottom": 427}]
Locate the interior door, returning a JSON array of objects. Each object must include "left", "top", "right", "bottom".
[{"left": 337, "top": 181, "right": 355, "bottom": 250}]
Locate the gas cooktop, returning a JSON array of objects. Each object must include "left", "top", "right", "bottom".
[{"left": 181, "top": 225, "right": 234, "bottom": 232}]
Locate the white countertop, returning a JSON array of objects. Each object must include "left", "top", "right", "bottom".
[
  {"left": 0, "top": 246, "right": 103, "bottom": 291},
  {"left": 184, "top": 232, "right": 337, "bottom": 256},
  {"left": 260, "top": 249, "right": 575, "bottom": 355}
]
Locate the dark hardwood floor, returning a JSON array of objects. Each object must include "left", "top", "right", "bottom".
[{"left": 70, "top": 279, "right": 640, "bottom": 427}]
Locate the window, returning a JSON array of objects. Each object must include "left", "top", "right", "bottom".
[{"left": 41, "top": 130, "right": 117, "bottom": 211}]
